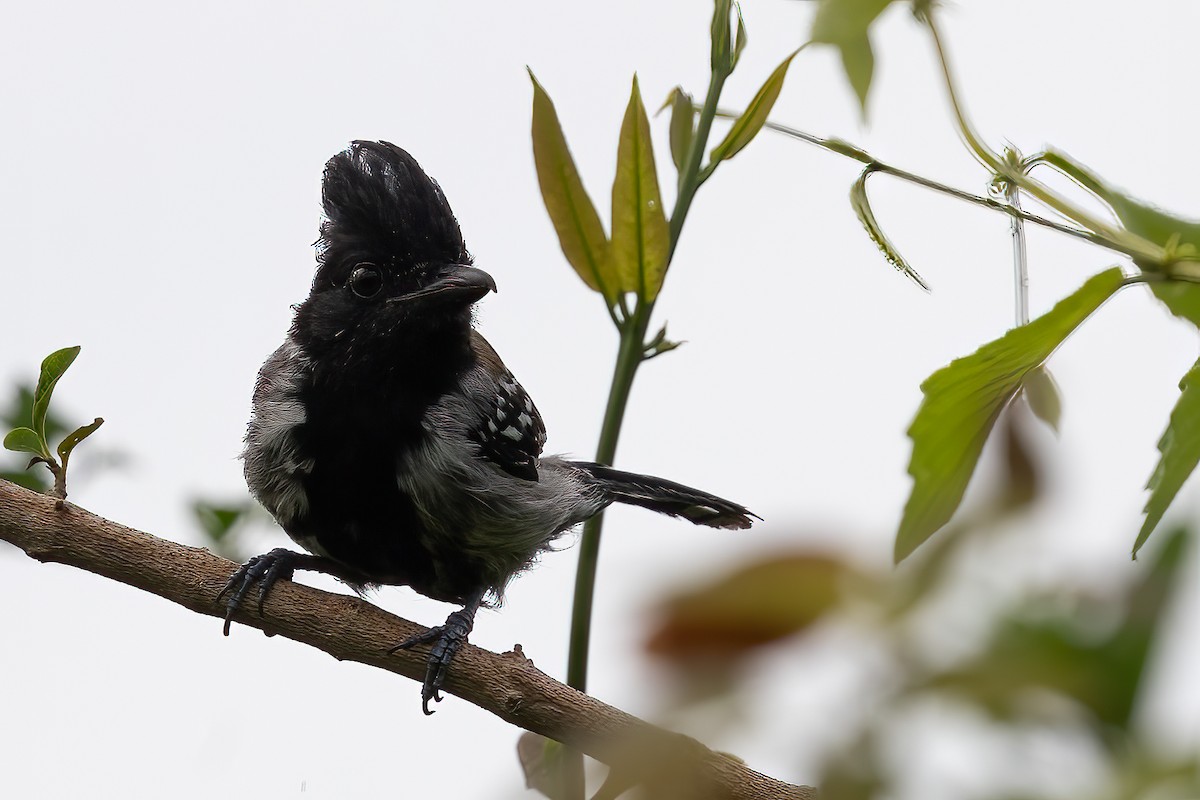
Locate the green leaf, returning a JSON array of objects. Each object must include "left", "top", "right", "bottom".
[
  {"left": 1037, "top": 151, "right": 1200, "bottom": 325},
  {"left": 665, "top": 87, "right": 696, "bottom": 177},
  {"left": 3, "top": 427, "right": 48, "bottom": 458},
  {"left": 838, "top": 35, "right": 873, "bottom": 115},
  {"left": 1134, "top": 359, "right": 1200, "bottom": 557},
  {"left": 731, "top": 3, "right": 747, "bottom": 70},
  {"left": 896, "top": 268, "right": 1126, "bottom": 562},
  {"left": 850, "top": 167, "right": 929, "bottom": 290},
  {"left": 33, "top": 346, "right": 80, "bottom": 446},
  {"left": 610, "top": 75, "right": 670, "bottom": 303},
  {"left": 811, "top": 0, "right": 895, "bottom": 115},
  {"left": 709, "top": 48, "right": 801, "bottom": 165},
  {"left": 930, "top": 527, "right": 1187, "bottom": 728},
  {"left": 1023, "top": 366, "right": 1062, "bottom": 434},
  {"left": 57, "top": 417, "right": 103, "bottom": 469},
  {"left": 528, "top": 69, "right": 614, "bottom": 305},
  {"left": 710, "top": 0, "right": 733, "bottom": 73}
]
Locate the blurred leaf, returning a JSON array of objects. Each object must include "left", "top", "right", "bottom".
[
  {"left": 3, "top": 427, "right": 47, "bottom": 458},
  {"left": 931, "top": 528, "right": 1188, "bottom": 730},
  {"left": 849, "top": 166, "right": 930, "bottom": 290},
  {"left": 998, "top": 408, "right": 1040, "bottom": 512},
  {"left": 1037, "top": 150, "right": 1200, "bottom": 325},
  {"left": 1022, "top": 365, "right": 1062, "bottom": 434},
  {"left": 1136, "top": 360, "right": 1200, "bottom": 557},
  {"left": 192, "top": 498, "right": 257, "bottom": 560},
  {"left": 610, "top": 75, "right": 670, "bottom": 302},
  {"left": 1, "top": 470, "right": 46, "bottom": 491},
  {"left": 647, "top": 553, "right": 861, "bottom": 659},
  {"left": 897, "top": 268, "right": 1125, "bottom": 563},
  {"left": 811, "top": 0, "right": 895, "bottom": 114},
  {"left": 57, "top": 417, "right": 103, "bottom": 468},
  {"left": 517, "top": 733, "right": 571, "bottom": 800},
  {"left": 33, "top": 346, "right": 80, "bottom": 445},
  {"left": 529, "top": 69, "right": 614, "bottom": 305},
  {"left": 709, "top": 48, "right": 800, "bottom": 166},
  {"left": 663, "top": 87, "right": 696, "bottom": 177}
]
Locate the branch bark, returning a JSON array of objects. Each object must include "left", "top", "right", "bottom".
[{"left": 0, "top": 480, "right": 813, "bottom": 800}]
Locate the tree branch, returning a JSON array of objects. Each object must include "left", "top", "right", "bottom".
[{"left": 0, "top": 480, "right": 813, "bottom": 800}]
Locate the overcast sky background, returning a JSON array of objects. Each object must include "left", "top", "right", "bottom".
[{"left": 3, "top": 2, "right": 1199, "bottom": 798}]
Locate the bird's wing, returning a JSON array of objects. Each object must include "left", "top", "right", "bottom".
[{"left": 464, "top": 332, "right": 547, "bottom": 481}]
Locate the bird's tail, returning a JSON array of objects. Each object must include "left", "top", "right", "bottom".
[{"left": 576, "top": 462, "right": 758, "bottom": 530}]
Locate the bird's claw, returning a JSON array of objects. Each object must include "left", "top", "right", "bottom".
[
  {"left": 217, "top": 548, "right": 300, "bottom": 635},
  {"left": 389, "top": 606, "right": 477, "bottom": 715}
]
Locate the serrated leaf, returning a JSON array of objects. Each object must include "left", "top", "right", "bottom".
[
  {"left": 665, "top": 87, "right": 696, "bottom": 177},
  {"left": 1134, "top": 360, "right": 1200, "bottom": 557},
  {"left": 33, "top": 346, "right": 80, "bottom": 445},
  {"left": 529, "top": 70, "right": 614, "bottom": 305},
  {"left": 57, "top": 417, "right": 103, "bottom": 468},
  {"left": 896, "top": 268, "right": 1126, "bottom": 562},
  {"left": 709, "top": 48, "right": 801, "bottom": 165},
  {"left": 850, "top": 167, "right": 929, "bottom": 290},
  {"left": 1023, "top": 366, "right": 1062, "bottom": 434},
  {"left": 811, "top": 0, "right": 895, "bottom": 115},
  {"left": 3, "top": 427, "right": 48, "bottom": 458},
  {"left": 610, "top": 75, "right": 670, "bottom": 302}
]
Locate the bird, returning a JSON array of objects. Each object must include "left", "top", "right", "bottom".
[{"left": 220, "top": 140, "right": 757, "bottom": 713}]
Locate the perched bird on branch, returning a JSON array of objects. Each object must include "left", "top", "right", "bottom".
[{"left": 222, "top": 140, "right": 755, "bottom": 712}]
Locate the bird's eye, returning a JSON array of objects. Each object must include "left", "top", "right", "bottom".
[{"left": 348, "top": 264, "right": 383, "bottom": 298}]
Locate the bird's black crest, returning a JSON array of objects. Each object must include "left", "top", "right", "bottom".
[{"left": 315, "top": 141, "right": 470, "bottom": 288}]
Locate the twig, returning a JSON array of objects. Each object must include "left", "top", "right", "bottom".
[{"left": 0, "top": 480, "right": 813, "bottom": 800}]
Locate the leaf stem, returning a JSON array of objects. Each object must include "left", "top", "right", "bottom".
[
  {"left": 565, "top": 44, "right": 730, "bottom": 696},
  {"left": 922, "top": 11, "right": 1164, "bottom": 264},
  {"left": 751, "top": 118, "right": 1160, "bottom": 264}
]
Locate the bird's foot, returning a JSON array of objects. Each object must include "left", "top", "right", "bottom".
[
  {"left": 217, "top": 548, "right": 306, "bottom": 635},
  {"left": 389, "top": 604, "right": 479, "bottom": 715}
]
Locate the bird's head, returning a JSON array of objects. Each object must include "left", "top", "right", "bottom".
[{"left": 291, "top": 141, "right": 496, "bottom": 367}]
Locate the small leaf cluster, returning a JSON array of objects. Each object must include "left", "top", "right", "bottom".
[
  {"left": 2, "top": 346, "right": 102, "bottom": 501},
  {"left": 529, "top": 0, "right": 799, "bottom": 339}
]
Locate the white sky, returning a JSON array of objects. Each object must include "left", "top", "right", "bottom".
[{"left": 2, "top": 2, "right": 1198, "bottom": 798}]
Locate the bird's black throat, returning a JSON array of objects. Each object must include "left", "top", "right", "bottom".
[{"left": 286, "top": 315, "right": 477, "bottom": 599}]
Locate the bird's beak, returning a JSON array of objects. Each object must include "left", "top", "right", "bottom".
[{"left": 390, "top": 264, "right": 497, "bottom": 306}]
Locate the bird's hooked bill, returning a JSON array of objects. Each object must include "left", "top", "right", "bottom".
[{"left": 390, "top": 264, "right": 497, "bottom": 305}]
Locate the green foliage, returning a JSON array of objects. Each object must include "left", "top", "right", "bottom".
[
  {"left": 1135, "top": 359, "right": 1200, "bottom": 557},
  {"left": 2, "top": 347, "right": 102, "bottom": 499},
  {"left": 529, "top": 70, "right": 614, "bottom": 306},
  {"left": 1034, "top": 150, "right": 1200, "bottom": 324},
  {"left": 1022, "top": 366, "right": 1062, "bottom": 434},
  {"left": 610, "top": 75, "right": 670, "bottom": 303},
  {"left": 708, "top": 48, "right": 801, "bottom": 167},
  {"left": 849, "top": 166, "right": 929, "bottom": 290},
  {"left": 33, "top": 346, "right": 80, "bottom": 446},
  {"left": 934, "top": 526, "right": 1186, "bottom": 729},
  {"left": 663, "top": 87, "right": 696, "bottom": 179},
  {"left": 896, "top": 269, "right": 1125, "bottom": 562},
  {"left": 810, "top": 0, "right": 897, "bottom": 114},
  {"left": 192, "top": 498, "right": 259, "bottom": 561}
]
